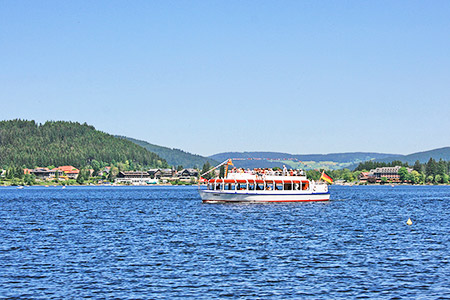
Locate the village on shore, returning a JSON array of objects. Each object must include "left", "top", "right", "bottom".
[
  {"left": 0, "top": 165, "right": 201, "bottom": 186},
  {"left": 1, "top": 161, "right": 449, "bottom": 186}
]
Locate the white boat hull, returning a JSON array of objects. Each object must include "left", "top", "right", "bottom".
[{"left": 199, "top": 190, "right": 330, "bottom": 203}]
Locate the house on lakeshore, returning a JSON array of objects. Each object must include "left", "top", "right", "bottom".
[
  {"left": 177, "top": 168, "right": 199, "bottom": 178},
  {"left": 160, "top": 168, "right": 177, "bottom": 179},
  {"left": 147, "top": 169, "right": 159, "bottom": 178},
  {"left": 28, "top": 166, "right": 80, "bottom": 180},
  {"left": 177, "top": 168, "right": 199, "bottom": 183},
  {"left": 115, "top": 171, "right": 154, "bottom": 185},
  {"left": 98, "top": 167, "right": 111, "bottom": 177},
  {"left": 148, "top": 168, "right": 177, "bottom": 181},
  {"left": 366, "top": 166, "right": 413, "bottom": 183},
  {"left": 51, "top": 166, "right": 80, "bottom": 179},
  {"left": 358, "top": 172, "right": 377, "bottom": 183},
  {"left": 29, "top": 167, "right": 52, "bottom": 179}
]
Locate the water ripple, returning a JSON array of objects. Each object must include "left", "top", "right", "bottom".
[{"left": 0, "top": 185, "right": 449, "bottom": 299}]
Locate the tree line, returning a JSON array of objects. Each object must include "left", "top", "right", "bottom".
[{"left": 323, "top": 158, "right": 450, "bottom": 184}]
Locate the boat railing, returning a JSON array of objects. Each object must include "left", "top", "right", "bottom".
[
  {"left": 207, "top": 177, "right": 312, "bottom": 192},
  {"left": 315, "top": 181, "right": 328, "bottom": 185}
]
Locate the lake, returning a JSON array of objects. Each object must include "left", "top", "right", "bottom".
[{"left": 1, "top": 185, "right": 449, "bottom": 299}]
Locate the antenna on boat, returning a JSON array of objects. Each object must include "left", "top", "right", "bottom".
[{"left": 199, "top": 159, "right": 230, "bottom": 178}]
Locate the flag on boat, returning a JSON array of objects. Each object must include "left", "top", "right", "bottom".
[
  {"left": 199, "top": 176, "right": 207, "bottom": 183},
  {"left": 227, "top": 159, "right": 233, "bottom": 166},
  {"left": 320, "top": 171, "right": 333, "bottom": 184}
]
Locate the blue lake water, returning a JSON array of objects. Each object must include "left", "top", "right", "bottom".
[{"left": 1, "top": 185, "right": 449, "bottom": 299}]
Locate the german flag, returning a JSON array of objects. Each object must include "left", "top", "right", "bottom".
[{"left": 320, "top": 171, "right": 333, "bottom": 184}]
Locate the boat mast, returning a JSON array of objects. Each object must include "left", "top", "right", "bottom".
[{"left": 199, "top": 159, "right": 230, "bottom": 178}]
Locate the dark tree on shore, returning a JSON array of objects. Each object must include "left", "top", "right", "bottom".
[
  {"left": 413, "top": 160, "right": 423, "bottom": 172},
  {"left": 426, "top": 158, "right": 437, "bottom": 177},
  {"left": 201, "top": 161, "right": 213, "bottom": 179}
]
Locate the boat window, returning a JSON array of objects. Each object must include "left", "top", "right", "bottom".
[
  {"left": 284, "top": 183, "right": 292, "bottom": 190},
  {"left": 248, "top": 184, "right": 255, "bottom": 190},
  {"left": 275, "top": 183, "right": 283, "bottom": 190},
  {"left": 238, "top": 184, "right": 247, "bottom": 190},
  {"left": 265, "top": 183, "right": 274, "bottom": 190},
  {"left": 224, "top": 183, "right": 236, "bottom": 190},
  {"left": 302, "top": 183, "right": 309, "bottom": 190},
  {"left": 208, "top": 183, "right": 213, "bottom": 190},
  {"left": 256, "top": 183, "right": 264, "bottom": 190},
  {"left": 215, "top": 184, "right": 223, "bottom": 190}
]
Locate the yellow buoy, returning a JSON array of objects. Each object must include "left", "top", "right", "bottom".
[{"left": 407, "top": 218, "right": 413, "bottom": 225}]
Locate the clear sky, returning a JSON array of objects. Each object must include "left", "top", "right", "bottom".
[{"left": 1, "top": 1, "right": 449, "bottom": 156}]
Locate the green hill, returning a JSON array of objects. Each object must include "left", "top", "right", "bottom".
[
  {"left": 378, "top": 147, "right": 450, "bottom": 164},
  {"left": 0, "top": 119, "right": 168, "bottom": 169},
  {"left": 120, "top": 136, "right": 217, "bottom": 169},
  {"left": 211, "top": 148, "right": 450, "bottom": 170},
  {"left": 209, "top": 151, "right": 397, "bottom": 170}
]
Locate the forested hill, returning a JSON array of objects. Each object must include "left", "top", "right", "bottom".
[
  {"left": 0, "top": 120, "right": 168, "bottom": 169},
  {"left": 119, "top": 136, "right": 217, "bottom": 169}
]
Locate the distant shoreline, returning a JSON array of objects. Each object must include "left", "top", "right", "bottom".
[{"left": 3, "top": 182, "right": 449, "bottom": 188}]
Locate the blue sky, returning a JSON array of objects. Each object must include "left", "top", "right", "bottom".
[{"left": 1, "top": 1, "right": 449, "bottom": 156}]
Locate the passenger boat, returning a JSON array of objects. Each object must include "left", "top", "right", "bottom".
[{"left": 198, "top": 160, "right": 331, "bottom": 203}]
